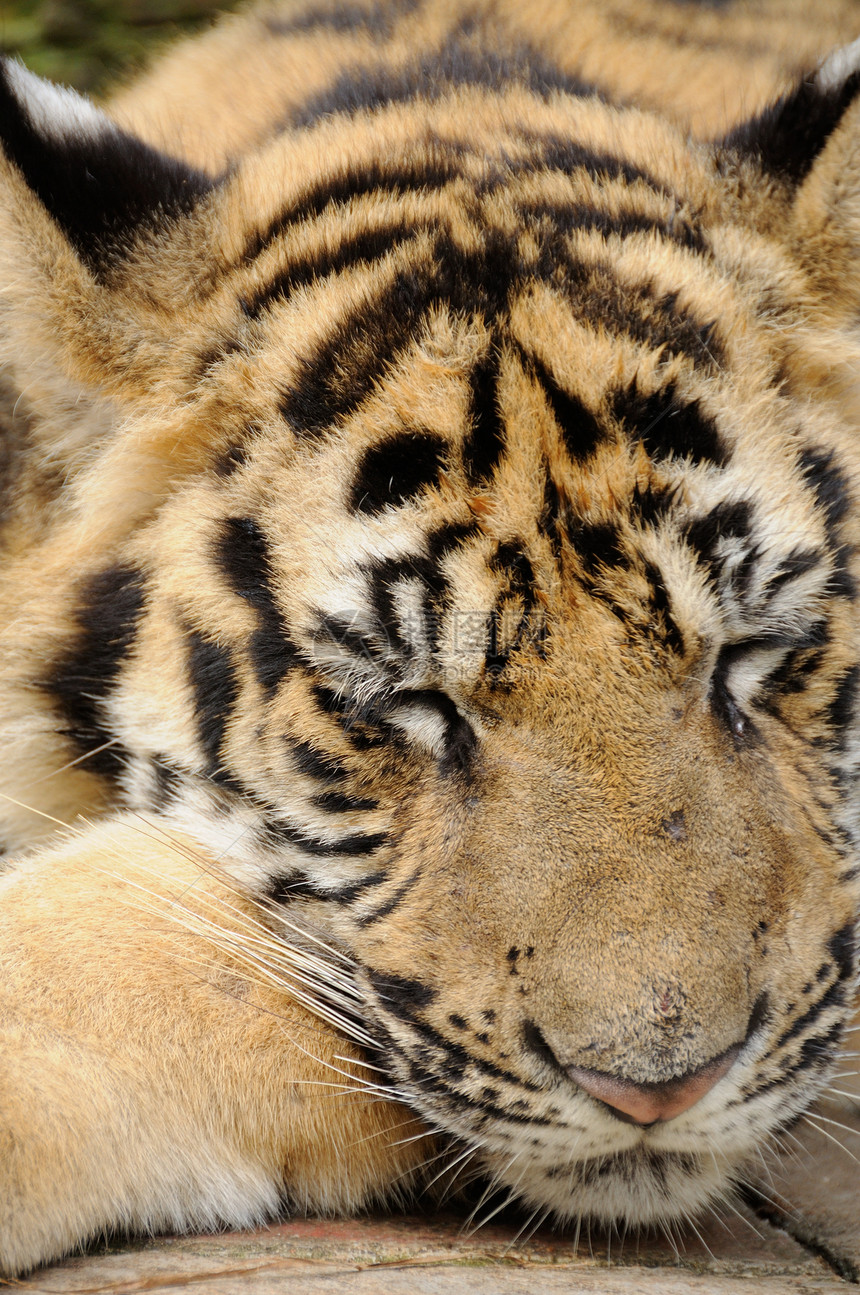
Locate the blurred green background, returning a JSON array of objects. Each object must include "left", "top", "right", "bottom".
[{"left": 0, "top": 0, "right": 239, "bottom": 95}]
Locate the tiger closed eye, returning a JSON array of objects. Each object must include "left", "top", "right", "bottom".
[{"left": 0, "top": 0, "right": 859, "bottom": 1280}]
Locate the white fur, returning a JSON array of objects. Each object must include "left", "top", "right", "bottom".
[
  {"left": 816, "top": 35, "right": 860, "bottom": 94},
  {"left": 3, "top": 59, "right": 111, "bottom": 144}
]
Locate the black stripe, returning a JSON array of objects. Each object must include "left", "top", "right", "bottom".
[
  {"left": 793, "top": 1022, "right": 844, "bottom": 1076},
  {"left": 426, "top": 519, "right": 482, "bottom": 563},
  {"left": 363, "top": 519, "right": 480, "bottom": 657},
  {"left": 151, "top": 758, "right": 182, "bottom": 806},
  {"left": 829, "top": 543, "right": 857, "bottom": 601},
  {"left": 644, "top": 559, "right": 685, "bottom": 655},
  {"left": 759, "top": 624, "right": 828, "bottom": 703},
  {"left": 521, "top": 1020, "right": 563, "bottom": 1072},
  {"left": 44, "top": 564, "right": 145, "bottom": 778},
  {"left": 775, "top": 979, "right": 847, "bottom": 1049},
  {"left": 520, "top": 197, "right": 706, "bottom": 254},
  {"left": 186, "top": 629, "right": 240, "bottom": 771},
  {"left": 613, "top": 379, "right": 727, "bottom": 467},
  {"left": 363, "top": 557, "right": 419, "bottom": 659},
  {"left": 828, "top": 922, "right": 856, "bottom": 983},
  {"left": 487, "top": 610, "right": 547, "bottom": 679},
  {"left": 350, "top": 430, "right": 447, "bottom": 513},
  {"left": 267, "top": 874, "right": 319, "bottom": 903},
  {"left": 519, "top": 134, "right": 669, "bottom": 192},
  {"left": 207, "top": 765, "right": 252, "bottom": 797},
  {"left": 568, "top": 520, "right": 626, "bottom": 574},
  {"left": 242, "top": 156, "right": 463, "bottom": 262},
  {"left": 215, "top": 516, "right": 281, "bottom": 611},
  {"left": 356, "top": 866, "right": 421, "bottom": 925},
  {"left": 484, "top": 606, "right": 507, "bottom": 678},
  {"left": 215, "top": 516, "right": 299, "bottom": 693},
  {"left": 798, "top": 447, "right": 851, "bottom": 536},
  {"left": 314, "top": 613, "right": 395, "bottom": 674},
  {"left": 827, "top": 666, "right": 860, "bottom": 750},
  {"left": 713, "top": 633, "right": 805, "bottom": 688},
  {"left": 327, "top": 869, "right": 391, "bottom": 903},
  {"left": 764, "top": 547, "right": 821, "bottom": 598},
  {"left": 467, "top": 134, "right": 680, "bottom": 210},
  {"left": 565, "top": 264, "right": 724, "bottom": 372},
  {"left": 312, "top": 683, "right": 392, "bottom": 749},
  {"left": 710, "top": 644, "right": 758, "bottom": 743},
  {"left": 629, "top": 479, "right": 678, "bottom": 526},
  {"left": 462, "top": 344, "right": 505, "bottom": 483},
  {"left": 403, "top": 1056, "right": 552, "bottom": 1126},
  {"left": 430, "top": 228, "right": 515, "bottom": 320},
  {"left": 214, "top": 442, "right": 248, "bottom": 477},
  {"left": 367, "top": 971, "right": 436, "bottom": 1012},
  {"left": 684, "top": 499, "right": 753, "bottom": 575},
  {"left": 276, "top": 216, "right": 718, "bottom": 450},
  {"left": 291, "top": 34, "right": 599, "bottom": 127},
  {"left": 542, "top": 470, "right": 565, "bottom": 560},
  {"left": 799, "top": 798, "right": 855, "bottom": 857},
  {"left": 492, "top": 540, "right": 536, "bottom": 602},
  {"left": 263, "top": 202, "right": 715, "bottom": 460},
  {"left": 262, "top": 818, "right": 390, "bottom": 856},
  {"left": 242, "top": 221, "right": 424, "bottom": 318},
  {"left": 289, "top": 738, "right": 348, "bottom": 783},
  {"left": 488, "top": 540, "right": 546, "bottom": 671},
  {"left": 363, "top": 557, "right": 422, "bottom": 659},
  {"left": 213, "top": 424, "right": 262, "bottom": 479},
  {"left": 313, "top": 789, "right": 379, "bottom": 812},
  {"left": 195, "top": 337, "right": 244, "bottom": 381},
  {"left": 264, "top": 0, "right": 418, "bottom": 39},
  {"left": 375, "top": 1002, "right": 541, "bottom": 1091},
  {"left": 421, "top": 519, "right": 483, "bottom": 642},
  {"left": 530, "top": 351, "right": 605, "bottom": 462},
  {"left": 279, "top": 267, "right": 428, "bottom": 437}
]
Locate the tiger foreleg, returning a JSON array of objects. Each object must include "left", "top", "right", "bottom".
[{"left": 0, "top": 816, "right": 429, "bottom": 1276}]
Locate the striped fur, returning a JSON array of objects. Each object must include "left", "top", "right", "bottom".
[{"left": 1, "top": 0, "right": 860, "bottom": 1275}]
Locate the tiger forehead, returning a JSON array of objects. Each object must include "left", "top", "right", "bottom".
[
  {"left": 195, "top": 89, "right": 732, "bottom": 382},
  {"left": 217, "top": 85, "right": 716, "bottom": 264}
]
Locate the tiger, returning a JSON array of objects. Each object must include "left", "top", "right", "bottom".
[{"left": 1, "top": 0, "right": 859, "bottom": 1277}]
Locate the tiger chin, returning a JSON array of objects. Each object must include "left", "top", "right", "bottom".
[{"left": 1, "top": 0, "right": 859, "bottom": 1278}]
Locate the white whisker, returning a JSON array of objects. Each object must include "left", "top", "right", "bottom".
[
  {"left": 19, "top": 738, "right": 121, "bottom": 788},
  {"left": 0, "top": 790, "right": 76, "bottom": 830},
  {"left": 800, "top": 1115, "right": 860, "bottom": 1163}
]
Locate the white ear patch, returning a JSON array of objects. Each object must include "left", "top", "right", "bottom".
[
  {"left": 3, "top": 58, "right": 111, "bottom": 145},
  {"left": 816, "top": 35, "right": 860, "bottom": 95}
]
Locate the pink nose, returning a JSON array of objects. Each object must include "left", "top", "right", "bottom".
[{"left": 568, "top": 1045, "right": 741, "bottom": 1126}]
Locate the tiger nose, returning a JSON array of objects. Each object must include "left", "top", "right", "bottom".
[{"left": 568, "top": 1044, "right": 741, "bottom": 1127}]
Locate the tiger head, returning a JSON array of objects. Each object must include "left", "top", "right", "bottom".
[{"left": 0, "top": 20, "right": 859, "bottom": 1228}]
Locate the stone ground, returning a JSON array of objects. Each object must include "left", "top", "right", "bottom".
[{"left": 7, "top": 1094, "right": 858, "bottom": 1295}]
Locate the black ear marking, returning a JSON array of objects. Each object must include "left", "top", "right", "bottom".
[
  {"left": 0, "top": 58, "right": 212, "bottom": 276},
  {"left": 721, "top": 38, "right": 860, "bottom": 185}
]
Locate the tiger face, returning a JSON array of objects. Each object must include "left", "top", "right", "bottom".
[{"left": 0, "top": 0, "right": 858, "bottom": 1237}]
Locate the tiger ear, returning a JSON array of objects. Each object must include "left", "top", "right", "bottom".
[
  {"left": 0, "top": 57, "right": 211, "bottom": 278},
  {"left": 722, "top": 37, "right": 860, "bottom": 187},
  {"left": 0, "top": 59, "right": 215, "bottom": 449},
  {"left": 722, "top": 37, "right": 860, "bottom": 314}
]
